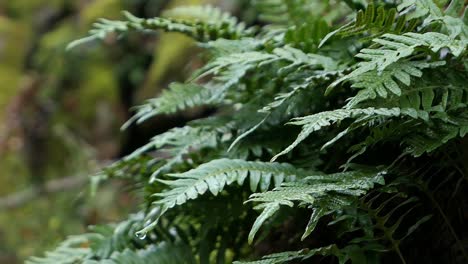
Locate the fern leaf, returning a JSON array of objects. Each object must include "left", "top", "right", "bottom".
[
  {"left": 342, "top": 61, "right": 446, "bottom": 107},
  {"left": 126, "top": 125, "right": 224, "bottom": 183},
  {"left": 357, "top": 32, "right": 465, "bottom": 74},
  {"left": 68, "top": 8, "right": 254, "bottom": 49},
  {"left": 272, "top": 107, "right": 425, "bottom": 161},
  {"left": 247, "top": 170, "right": 386, "bottom": 242},
  {"left": 137, "top": 159, "right": 306, "bottom": 237},
  {"left": 123, "top": 83, "right": 218, "bottom": 128},
  {"left": 234, "top": 245, "right": 349, "bottom": 264},
  {"left": 104, "top": 242, "right": 195, "bottom": 264},
  {"left": 398, "top": 0, "right": 443, "bottom": 20},
  {"left": 26, "top": 235, "right": 94, "bottom": 264},
  {"left": 320, "top": 3, "right": 418, "bottom": 47},
  {"left": 162, "top": 5, "right": 245, "bottom": 30}
]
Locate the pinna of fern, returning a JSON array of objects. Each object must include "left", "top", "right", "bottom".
[{"left": 32, "top": 1, "right": 468, "bottom": 263}]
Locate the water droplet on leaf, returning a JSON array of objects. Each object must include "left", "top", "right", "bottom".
[{"left": 135, "top": 231, "right": 147, "bottom": 240}]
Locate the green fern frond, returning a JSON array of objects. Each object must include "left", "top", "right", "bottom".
[
  {"left": 284, "top": 18, "right": 330, "bottom": 53},
  {"left": 320, "top": 3, "right": 418, "bottom": 47},
  {"left": 404, "top": 115, "right": 468, "bottom": 156},
  {"left": 26, "top": 235, "right": 94, "bottom": 264},
  {"left": 355, "top": 32, "right": 465, "bottom": 74},
  {"left": 162, "top": 5, "right": 244, "bottom": 29},
  {"left": 331, "top": 191, "right": 433, "bottom": 263},
  {"left": 261, "top": 69, "right": 347, "bottom": 113},
  {"left": 136, "top": 159, "right": 306, "bottom": 237},
  {"left": 123, "top": 83, "right": 218, "bottom": 128},
  {"left": 126, "top": 125, "right": 225, "bottom": 182},
  {"left": 342, "top": 61, "right": 446, "bottom": 107},
  {"left": 68, "top": 7, "right": 254, "bottom": 49},
  {"left": 398, "top": 0, "right": 443, "bottom": 20},
  {"left": 247, "top": 169, "right": 386, "bottom": 242},
  {"left": 272, "top": 107, "right": 426, "bottom": 161},
  {"left": 235, "top": 244, "right": 354, "bottom": 264},
  {"left": 102, "top": 242, "right": 195, "bottom": 264},
  {"left": 252, "top": 0, "right": 314, "bottom": 25},
  {"left": 88, "top": 214, "right": 146, "bottom": 259}
]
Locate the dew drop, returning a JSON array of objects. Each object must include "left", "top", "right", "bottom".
[{"left": 135, "top": 231, "right": 147, "bottom": 240}]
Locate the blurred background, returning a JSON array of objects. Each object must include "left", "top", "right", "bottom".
[{"left": 0, "top": 0, "right": 252, "bottom": 262}]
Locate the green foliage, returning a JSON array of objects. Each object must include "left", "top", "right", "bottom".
[
  {"left": 68, "top": 6, "right": 255, "bottom": 49},
  {"left": 33, "top": 1, "right": 468, "bottom": 263}
]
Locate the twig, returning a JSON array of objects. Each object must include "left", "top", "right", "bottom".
[{"left": 0, "top": 175, "right": 88, "bottom": 210}]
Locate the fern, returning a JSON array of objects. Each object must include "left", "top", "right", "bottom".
[
  {"left": 234, "top": 245, "right": 348, "bottom": 264},
  {"left": 68, "top": 6, "right": 254, "bottom": 49},
  {"left": 136, "top": 158, "right": 307, "bottom": 237},
  {"left": 349, "top": 32, "right": 465, "bottom": 75},
  {"left": 26, "top": 235, "right": 94, "bottom": 264},
  {"left": 37, "top": 1, "right": 468, "bottom": 263},
  {"left": 126, "top": 125, "right": 224, "bottom": 182},
  {"left": 124, "top": 83, "right": 218, "bottom": 128},
  {"left": 272, "top": 107, "right": 427, "bottom": 161},
  {"left": 101, "top": 242, "right": 195, "bottom": 264},
  {"left": 320, "top": 3, "right": 418, "bottom": 47},
  {"left": 247, "top": 170, "right": 386, "bottom": 242},
  {"left": 342, "top": 61, "right": 446, "bottom": 107}
]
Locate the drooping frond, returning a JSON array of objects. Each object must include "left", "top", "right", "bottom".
[
  {"left": 247, "top": 169, "right": 386, "bottom": 242},
  {"left": 272, "top": 107, "right": 426, "bottom": 161},
  {"left": 136, "top": 159, "right": 307, "bottom": 237}
]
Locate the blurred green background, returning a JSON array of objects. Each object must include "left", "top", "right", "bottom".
[{"left": 0, "top": 0, "right": 252, "bottom": 262}]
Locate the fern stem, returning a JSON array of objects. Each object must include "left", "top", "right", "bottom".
[{"left": 420, "top": 180, "right": 468, "bottom": 262}]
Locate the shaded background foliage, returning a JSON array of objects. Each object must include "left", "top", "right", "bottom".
[{"left": 0, "top": 0, "right": 248, "bottom": 262}]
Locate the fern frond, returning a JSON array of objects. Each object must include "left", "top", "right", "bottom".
[
  {"left": 342, "top": 61, "right": 446, "bottom": 107},
  {"left": 103, "top": 242, "right": 195, "bottom": 264},
  {"left": 398, "top": 0, "right": 468, "bottom": 40},
  {"left": 320, "top": 3, "right": 418, "bottom": 47},
  {"left": 126, "top": 125, "right": 225, "bottom": 183},
  {"left": 404, "top": 115, "right": 468, "bottom": 156},
  {"left": 234, "top": 245, "right": 347, "bottom": 264},
  {"left": 331, "top": 191, "right": 432, "bottom": 263},
  {"left": 162, "top": 5, "right": 244, "bottom": 29},
  {"left": 272, "top": 107, "right": 426, "bottom": 161},
  {"left": 26, "top": 235, "right": 94, "bottom": 264},
  {"left": 88, "top": 214, "right": 146, "bottom": 259},
  {"left": 261, "top": 69, "right": 347, "bottom": 113},
  {"left": 68, "top": 8, "right": 254, "bottom": 49},
  {"left": 355, "top": 32, "right": 465, "bottom": 74},
  {"left": 284, "top": 17, "right": 330, "bottom": 53},
  {"left": 398, "top": 0, "right": 443, "bottom": 20},
  {"left": 247, "top": 169, "right": 386, "bottom": 242},
  {"left": 123, "top": 83, "right": 218, "bottom": 128},
  {"left": 136, "top": 159, "right": 306, "bottom": 237},
  {"left": 252, "top": 0, "right": 314, "bottom": 25}
]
